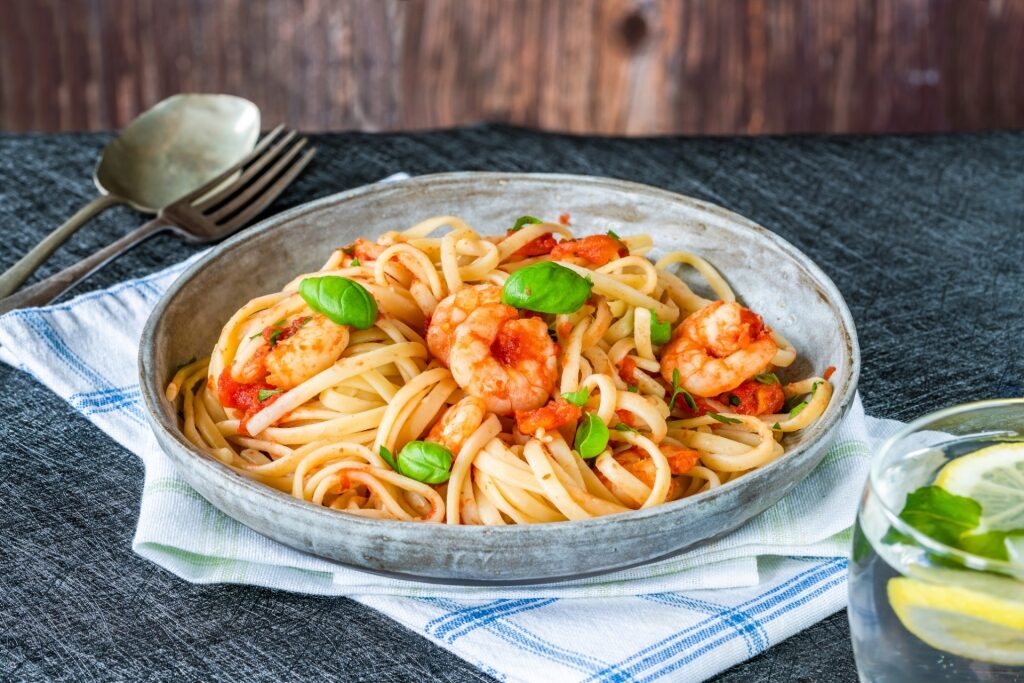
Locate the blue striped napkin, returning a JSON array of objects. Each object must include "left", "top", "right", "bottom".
[{"left": 0, "top": 193, "right": 903, "bottom": 682}]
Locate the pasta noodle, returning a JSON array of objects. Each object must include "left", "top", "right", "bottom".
[{"left": 166, "top": 216, "right": 833, "bottom": 525}]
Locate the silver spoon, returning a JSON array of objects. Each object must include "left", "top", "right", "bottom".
[{"left": 0, "top": 93, "right": 260, "bottom": 298}]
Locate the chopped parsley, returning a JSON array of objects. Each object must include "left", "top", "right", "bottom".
[
  {"left": 728, "top": 394, "right": 741, "bottom": 406},
  {"left": 510, "top": 215, "right": 543, "bottom": 232},
  {"left": 257, "top": 388, "right": 282, "bottom": 402},
  {"left": 788, "top": 402, "right": 808, "bottom": 419},
  {"left": 613, "top": 423, "right": 638, "bottom": 432},
  {"left": 351, "top": 257, "right": 361, "bottom": 266},
  {"left": 708, "top": 413, "right": 742, "bottom": 424},
  {"left": 772, "top": 422, "right": 782, "bottom": 430},
  {"left": 668, "top": 368, "right": 697, "bottom": 412},
  {"left": 561, "top": 387, "right": 591, "bottom": 406},
  {"left": 607, "top": 229, "right": 622, "bottom": 240},
  {"left": 754, "top": 372, "right": 779, "bottom": 385}
]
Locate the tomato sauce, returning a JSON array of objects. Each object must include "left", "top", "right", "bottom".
[{"left": 216, "top": 370, "right": 282, "bottom": 436}]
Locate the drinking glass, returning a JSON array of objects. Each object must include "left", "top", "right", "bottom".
[{"left": 849, "top": 399, "right": 1024, "bottom": 682}]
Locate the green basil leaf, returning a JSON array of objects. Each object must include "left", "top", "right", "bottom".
[
  {"left": 573, "top": 413, "right": 609, "bottom": 459},
  {"left": 561, "top": 386, "right": 591, "bottom": 407},
  {"left": 501, "top": 261, "right": 593, "bottom": 314},
  {"left": 708, "top": 412, "right": 742, "bottom": 424},
  {"left": 754, "top": 372, "right": 779, "bottom": 384},
  {"left": 648, "top": 310, "right": 672, "bottom": 345},
  {"left": 957, "top": 529, "right": 1024, "bottom": 562},
  {"left": 396, "top": 440, "right": 453, "bottom": 484},
  {"left": 788, "top": 402, "right": 808, "bottom": 419},
  {"left": 510, "top": 215, "right": 543, "bottom": 232},
  {"left": 379, "top": 446, "right": 398, "bottom": 471},
  {"left": 299, "top": 276, "right": 378, "bottom": 329},
  {"left": 889, "top": 486, "right": 982, "bottom": 548},
  {"left": 257, "top": 388, "right": 282, "bottom": 401},
  {"left": 607, "top": 229, "right": 622, "bottom": 240}
]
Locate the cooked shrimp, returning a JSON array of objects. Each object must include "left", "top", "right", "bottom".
[
  {"left": 426, "top": 284, "right": 503, "bottom": 365},
  {"left": 515, "top": 398, "right": 581, "bottom": 435},
  {"left": 263, "top": 314, "right": 349, "bottom": 389},
  {"left": 661, "top": 301, "right": 777, "bottom": 397},
  {"left": 551, "top": 234, "right": 627, "bottom": 267},
  {"left": 448, "top": 303, "right": 558, "bottom": 415},
  {"left": 427, "top": 396, "right": 488, "bottom": 456}
]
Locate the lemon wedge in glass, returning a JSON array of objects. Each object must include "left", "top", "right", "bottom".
[
  {"left": 935, "top": 442, "right": 1024, "bottom": 532},
  {"left": 888, "top": 577, "right": 1024, "bottom": 665}
]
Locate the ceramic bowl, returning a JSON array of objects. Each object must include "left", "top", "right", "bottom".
[{"left": 139, "top": 173, "right": 860, "bottom": 584}]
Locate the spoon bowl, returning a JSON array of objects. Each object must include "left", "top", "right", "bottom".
[{"left": 96, "top": 94, "right": 261, "bottom": 211}]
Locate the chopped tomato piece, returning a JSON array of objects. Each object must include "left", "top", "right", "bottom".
[
  {"left": 823, "top": 365, "right": 836, "bottom": 380},
  {"left": 615, "top": 409, "right": 642, "bottom": 428},
  {"left": 558, "top": 213, "right": 571, "bottom": 225},
  {"left": 216, "top": 369, "right": 282, "bottom": 435},
  {"left": 718, "top": 379, "right": 785, "bottom": 416},
  {"left": 509, "top": 232, "right": 558, "bottom": 260},
  {"left": 352, "top": 238, "right": 386, "bottom": 262},
  {"left": 515, "top": 398, "right": 581, "bottom": 435},
  {"left": 618, "top": 356, "right": 637, "bottom": 385},
  {"left": 551, "top": 234, "right": 627, "bottom": 267},
  {"left": 663, "top": 444, "right": 702, "bottom": 475}
]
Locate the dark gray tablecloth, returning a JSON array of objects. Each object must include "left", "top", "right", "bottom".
[{"left": 1, "top": 126, "right": 1021, "bottom": 682}]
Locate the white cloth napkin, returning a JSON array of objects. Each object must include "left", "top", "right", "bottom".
[{"left": 0, "top": 183, "right": 904, "bottom": 681}]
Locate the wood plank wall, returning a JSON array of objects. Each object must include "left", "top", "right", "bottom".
[{"left": 2, "top": 0, "right": 1022, "bottom": 135}]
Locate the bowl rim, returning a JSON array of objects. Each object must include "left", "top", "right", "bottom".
[{"left": 139, "top": 171, "right": 861, "bottom": 541}]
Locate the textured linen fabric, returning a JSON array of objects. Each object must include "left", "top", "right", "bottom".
[{"left": 0, "top": 127, "right": 1021, "bottom": 682}]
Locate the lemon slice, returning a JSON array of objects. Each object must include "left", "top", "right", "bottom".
[
  {"left": 888, "top": 577, "right": 1024, "bottom": 665},
  {"left": 935, "top": 442, "right": 1024, "bottom": 531}
]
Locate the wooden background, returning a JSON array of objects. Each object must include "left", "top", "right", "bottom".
[{"left": 3, "top": 0, "right": 1022, "bottom": 135}]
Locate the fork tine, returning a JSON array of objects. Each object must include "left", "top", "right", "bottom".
[
  {"left": 208, "top": 137, "right": 308, "bottom": 222},
  {"left": 194, "top": 129, "right": 299, "bottom": 212},
  {"left": 176, "top": 125, "right": 288, "bottom": 205},
  {"left": 219, "top": 147, "right": 317, "bottom": 232}
]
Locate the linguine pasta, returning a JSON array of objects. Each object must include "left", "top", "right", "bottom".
[{"left": 167, "top": 215, "right": 833, "bottom": 525}]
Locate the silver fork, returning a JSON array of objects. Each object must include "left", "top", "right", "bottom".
[{"left": 0, "top": 126, "right": 315, "bottom": 315}]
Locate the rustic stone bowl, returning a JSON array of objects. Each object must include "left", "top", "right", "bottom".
[{"left": 139, "top": 173, "right": 860, "bottom": 584}]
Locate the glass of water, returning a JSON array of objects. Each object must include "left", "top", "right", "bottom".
[{"left": 849, "top": 399, "right": 1024, "bottom": 682}]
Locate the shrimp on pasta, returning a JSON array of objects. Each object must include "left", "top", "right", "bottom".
[{"left": 166, "top": 214, "right": 834, "bottom": 525}]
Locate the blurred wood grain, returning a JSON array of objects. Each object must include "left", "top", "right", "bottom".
[{"left": 2, "top": 0, "right": 1022, "bottom": 135}]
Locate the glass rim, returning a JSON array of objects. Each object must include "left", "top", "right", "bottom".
[{"left": 870, "top": 397, "right": 1024, "bottom": 575}]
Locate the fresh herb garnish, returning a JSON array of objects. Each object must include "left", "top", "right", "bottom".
[
  {"left": 613, "top": 423, "right": 638, "bottom": 432},
  {"left": 788, "top": 402, "right": 808, "bottom": 419},
  {"left": 772, "top": 422, "right": 782, "bottom": 430},
  {"left": 268, "top": 328, "right": 286, "bottom": 347},
  {"left": 561, "top": 387, "right": 591, "bottom": 407},
  {"left": 379, "top": 446, "right": 398, "bottom": 471},
  {"left": 648, "top": 310, "right": 671, "bottom": 346},
  {"left": 394, "top": 441, "right": 453, "bottom": 484},
  {"left": 510, "top": 215, "right": 543, "bottom": 232},
  {"left": 249, "top": 332, "right": 263, "bottom": 340},
  {"left": 607, "top": 229, "right": 622, "bottom": 240},
  {"left": 708, "top": 412, "right": 742, "bottom": 424},
  {"left": 811, "top": 381, "right": 821, "bottom": 396},
  {"left": 299, "top": 276, "right": 378, "bottom": 329},
  {"left": 574, "top": 413, "right": 609, "bottom": 459},
  {"left": 501, "top": 261, "right": 592, "bottom": 314},
  {"left": 754, "top": 372, "right": 779, "bottom": 385},
  {"left": 627, "top": 385, "right": 640, "bottom": 393},
  {"left": 351, "top": 257, "right": 360, "bottom": 266},
  {"left": 883, "top": 485, "right": 1024, "bottom": 561},
  {"left": 257, "top": 388, "right": 282, "bottom": 401},
  {"left": 668, "top": 368, "right": 697, "bottom": 412},
  {"left": 728, "top": 394, "right": 741, "bottom": 406}
]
